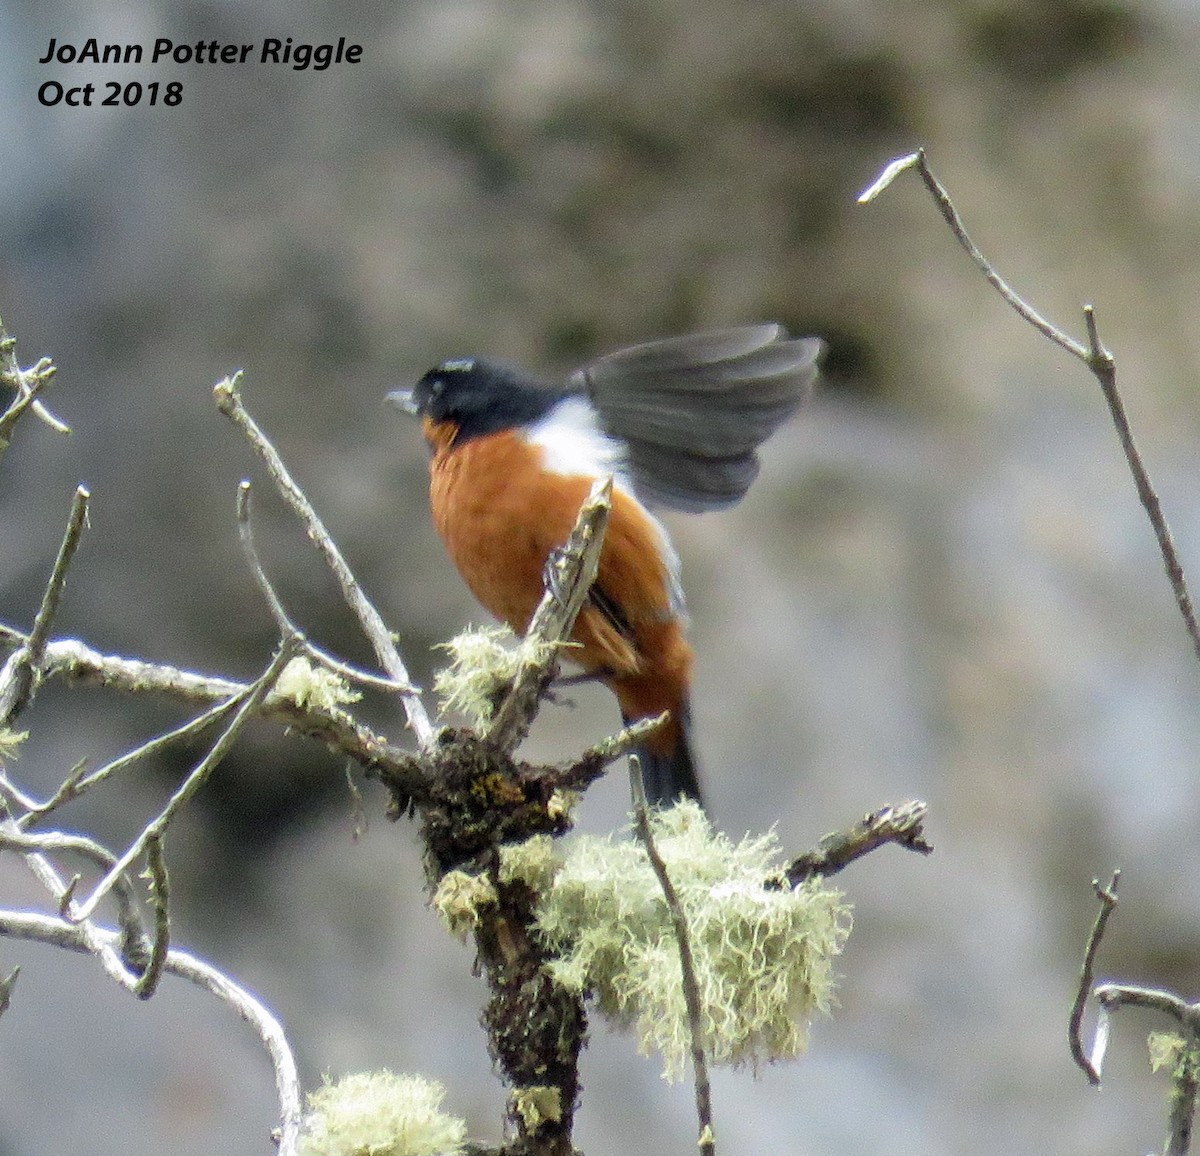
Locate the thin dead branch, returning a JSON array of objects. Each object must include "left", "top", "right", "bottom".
[
  {"left": 860, "top": 149, "right": 1200, "bottom": 664},
  {"left": 1069, "top": 870, "right": 1120, "bottom": 1086},
  {"left": 0, "top": 486, "right": 89, "bottom": 726},
  {"left": 0, "top": 311, "right": 69, "bottom": 449},
  {"left": 785, "top": 801, "right": 932, "bottom": 885},
  {"left": 629, "top": 759, "right": 714, "bottom": 1156},
  {"left": 215, "top": 372, "right": 434, "bottom": 745},
  {"left": 0, "top": 908, "right": 301, "bottom": 1154},
  {"left": 69, "top": 637, "right": 299, "bottom": 923}
]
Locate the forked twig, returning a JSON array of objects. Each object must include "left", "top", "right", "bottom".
[
  {"left": 0, "top": 908, "right": 301, "bottom": 1154},
  {"left": 236, "top": 481, "right": 413, "bottom": 694},
  {"left": 0, "top": 312, "right": 69, "bottom": 445},
  {"left": 215, "top": 373, "right": 434, "bottom": 744},
  {"left": 1068, "top": 870, "right": 1120, "bottom": 1085},
  {"left": 861, "top": 149, "right": 1200, "bottom": 663},
  {"left": 68, "top": 638, "right": 299, "bottom": 923},
  {"left": 0, "top": 486, "right": 89, "bottom": 725}
]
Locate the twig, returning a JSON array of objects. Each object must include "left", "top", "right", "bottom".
[
  {"left": 236, "top": 481, "right": 413, "bottom": 694},
  {"left": 0, "top": 312, "right": 69, "bottom": 444},
  {"left": 486, "top": 477, "right": 613, "bottom": 753},
  {"left": 1096, "top": 984, "right": 1194, "bottom": 1022},
  {"left": 133, "top": 833, "right": 169, "bottom": 999},
  {"left": 1095, "top": 983, "right": 1200, "bottom": 1156},
  {"left": 15, "top": 701, "right": 238, "bottom": 827},
  {"left": 0, "top": 823, "right": 148, "bottom": 956},
  {"left": 1069, "top": 871, "right": 1200, "bottom": 1156},
  {"left": 858, "top": 150, "right": 1085, "bottom": 360},
  {"left": 0, "top": 486, "right": 89, "bottom": 725},
  {"left": 784, "top": 801, "right": 932, "bottom": 885},
  {"left": 0, "top": 819, "right": 148, "bottom": 991},
  {"left": 860, "top": 149, "right": 1200, "bottom": 664},
  {"left": 69, "top": 638, "right": 299, "bottom": 923},
  {"left": 215, "top": 372, "right": 433, "bottom": 745},
  {"left": 0, "top": 966, "right": 18, "bottom": 1017},
  {"left": 556, "top": 712, "right": 670, "bottom": 791},
  {"left": 629, "top": 761, "right": 714, "bottom": 1156},
  {"left": 1069, "top": 870, "right": 1120, "bottom": 1085},
  {"left": 0, "top": 635, "right": 413, "bottom": 788},
  {"left": 1081, "top": 309, "right": 1200, "bottom": 661},
  {"left": 0, "top": 621, "right": 25, "bottom": 646},
  {"left": 236, "top": 480, "right": 295, "bottom": 635},
  {"left": 0, "top": 908, "right": 302, "bottom": 1155}
]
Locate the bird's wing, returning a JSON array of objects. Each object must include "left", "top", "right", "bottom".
[{"left": 570, "top": 324, "right": 822, "bottom": 512}]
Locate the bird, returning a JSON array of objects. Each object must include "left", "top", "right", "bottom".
[{"left": 390, "top": 323, "right": 822, "bottom": 807}]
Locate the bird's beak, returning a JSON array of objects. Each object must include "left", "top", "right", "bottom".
[{"left": 385, "top": 389, "right": 420, "bottom": 416}]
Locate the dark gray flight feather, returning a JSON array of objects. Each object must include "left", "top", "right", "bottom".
[{"left": 570, "top": 324, "right": 822, "bottom": 512}]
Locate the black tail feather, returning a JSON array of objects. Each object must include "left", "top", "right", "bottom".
[{"left": 629, "top": 711, "right": 704, "bottom": 808}]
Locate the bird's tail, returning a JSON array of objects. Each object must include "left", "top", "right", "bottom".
[{"left": 627, "top": 704, "right": 704, "bottom": 808}]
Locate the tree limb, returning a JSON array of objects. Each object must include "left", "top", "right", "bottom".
[
  {"left": 0, "top": 908, "right": 302, "bottom": 1155},
  {"left": 861, "top": 149, "right": 1200, "bottom": 664},
  {"left": 215, "top": 372, "right": 434, "bottom": 746}
]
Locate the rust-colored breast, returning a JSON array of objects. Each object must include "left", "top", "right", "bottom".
[{"left": 422, "top": 419, "right": 693, "bottom": 739}]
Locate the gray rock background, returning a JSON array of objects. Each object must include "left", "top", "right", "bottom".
[{"left": 2, "top": 1, "right": 1200, "bottom": 1153}]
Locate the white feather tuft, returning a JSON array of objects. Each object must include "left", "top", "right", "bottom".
[{"left": 524, "top": 398, "right": 686, "bottom": 618}]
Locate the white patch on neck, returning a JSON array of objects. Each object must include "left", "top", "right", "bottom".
[
  {"left": 525, "top": 397, "right": 630, "bottom": 484},
  {"left": 524, "top": 398, "right": 687, "bottom": 619}
]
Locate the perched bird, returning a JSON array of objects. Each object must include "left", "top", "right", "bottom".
[{"left": 391, "top": 324, "right": 822, "bottom": 806}]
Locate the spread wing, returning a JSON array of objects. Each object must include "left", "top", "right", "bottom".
[{"left": 570, "top": 324, "right": 822, "bottom": 512}]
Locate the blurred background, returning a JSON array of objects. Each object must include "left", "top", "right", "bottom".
[{"left": 2, "top": 0, "right": 1200, "bottom": 1152}]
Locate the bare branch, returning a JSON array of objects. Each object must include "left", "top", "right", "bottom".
[
  {"left": 0, "top": 312, "right": 69, "bottom": 447},
  {"left": 0, "top": 965, "right": 18, "bottom": 1017},
  {"left": 0, "top": 635, "right": 411, "bottom": 785},
  {"left": 69, "top": 638, "right": 299, "bottom": 923},
  {"left": 1082, "top": 308, "right": 1200, "bottom": 661},
  {"left": 237, "top": 481, "right": 414, "bottom": 694},
  {"left": 1095, "top": 983, "right": 1193, "bottom": 1024},
  {"left": 133, "top": 834, "right": 170, "bottom": 1000},
  {"left": 0, "top": 908, "right": 301, "bottom": 1154},
  {"left": 0, "top": 486, "right": 89, "bottom": 725},
  {"left": 559, "top": 712, "right": 669, "bottom": 786},
  {"left": 0, "top": 820, "right": 145, "bottom": 991},
  {"left": 16, "top": 702, "right": 237, "bottom": 827},
  {"left": 236, "top": 480, "right": 296, "bottom": 636},
  {"left": 785, "top": 801, "right": 932, "bottom": 884},
  {"left": 629, "top": 764, "right": 714, "bottom": 1156},
  {"left": 1069, "top": 870, "right": 1120, "bottom": 1085},
  {"left": 214, "top": 372, "right": 433, "bottom": 745},
  {"left": 1097, "top": 982, "right": 1200, "bottom": 1156},
  {"left": 859, "top": 150, "right": 1086, "bottom": 360},
  {"left": 861, "top": 149, "right": 1200, "bottom": 665},
  {"left": 1068, "top": 875, "right": 1200, "bottom": 1156},
  {"left": 0, "top": 823, "right": 148, "bottom": 957},
  {"left": 486, "top": 476, "right": 612, "bottom": 753}
]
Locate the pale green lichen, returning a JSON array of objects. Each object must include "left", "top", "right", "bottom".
[
  {"left": 298, "top": 1071, "right": 466, "bottom": 1156},
  {"left": 0, "top": 728, "right": 28, "bottom": 762},
  {"left": 498, "top": 835, "right": 560, "bottom": 893},
  {"left": 1149, "top": 1030, "right": 1188, "bottom": 1074},
  {"left": 272, "top": 657, "right": 361, "bottom": 713},
  {"left": 533, "top": 801, "right": 852, "bottom": 1081},
  {"left": 431, "top": 869, "right": 497, "bottom": 939},
  {"left": 511, "top": 1085, "right": 562, "bottom": 1131},
  {"left": 432, "top": 625, "right": 563, "bottom": 726}
]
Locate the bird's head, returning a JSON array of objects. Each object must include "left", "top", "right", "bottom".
[{"left": 388, "top": 358, "right": 564, "bottom": 448}]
